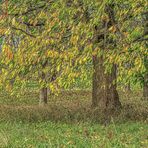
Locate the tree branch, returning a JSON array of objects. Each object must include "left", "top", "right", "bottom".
[
  {"left": 10, "top": 0, "right": 54, "bottom": 17},
  {"left": 12, "top": 26, "right": 36, "bottom": 38},
  {"left": 133, "top": 31, "right": 148, "bottom": 43},
  {"left": 10, "top": 4, "right": 46, "bottom": 16},
  {"left": 21, "top": 21, "right": 45, "bottom": 27}
]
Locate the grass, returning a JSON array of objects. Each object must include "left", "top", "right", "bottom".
[
  {"left": 0, "top": 121, "right": 147, "bottom": 148},
  {"left": 0, "top": 90, "right": 147, "bottom": 123},
  {"left": 0, "top": 89, "right": 148, "bottom": 147}
]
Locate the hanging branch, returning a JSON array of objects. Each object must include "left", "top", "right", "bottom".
[{"left": 11, "top": 26, "right": 36, "bottom": 38}]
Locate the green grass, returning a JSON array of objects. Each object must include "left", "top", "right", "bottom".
[
  {"left": 0, "top": 90, "right": 148, "bottom": 147},
  {"left": 0, "top": 121, "right": 147, "bottom": 148}
]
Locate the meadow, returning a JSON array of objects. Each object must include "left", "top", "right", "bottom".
[
  {"left": 0, "top": 0, "right": 147, "bottom": 147},
  {"left": 0, "top": 89, "right": 147, "bottom": 147}
]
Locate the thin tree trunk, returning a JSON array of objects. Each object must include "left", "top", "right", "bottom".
[
  {"left": 125, "top": 82, "right": 132, "bottom": 93},
  {"left": 143, "top": 11, "right": 148, "bottom": 99},
  {"left": 143, "top": 74, "right": 148, "bottom": 99},
  {"left": 39, "top": 71, "right": 48, "bottom": 106},
  {"left": 39, "top": 87, "right": 48, "bottom": 105}
]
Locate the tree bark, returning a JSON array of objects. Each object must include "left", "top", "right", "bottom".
[
  {"left": 92, "top": 4, "right": 121, "bottom": 112},
  {"left": 143, "top": 74, "right": 148, "bottom": 99},
  {"left": 39, "top": 87, "right": 48, "bottom": 106},
  {"left": 39, "top": 71, "right": 48, "bottom": 106},
  {"left": 143, "top": 11, "right": 148, "bottom": 99},
  {"left": 92, "top": 55, "right": 121, "bottom": 110},
  {"left": 125, "top": 82, "right": 132, "bottom": 93}
]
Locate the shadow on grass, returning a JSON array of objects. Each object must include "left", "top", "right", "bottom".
[{"left": 0, "top": 90, "right": 147, "bottom": 124}]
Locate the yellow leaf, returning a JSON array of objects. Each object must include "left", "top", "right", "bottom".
[{"left": 109, "top": 26, "right": 116, "bottom": 33}]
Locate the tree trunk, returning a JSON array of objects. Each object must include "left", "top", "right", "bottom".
[
  {"left": 92, "top": 4, "right": 121, "bottom": 112},
  {"left": 39, "top": 87, "right": 48, "bottom": 106},
  {"left": 125, "top": 82, "right": 132, "bottom": 93},
  {"left": 39, "top": 70, "right": 48, "bottom": 106},
  {"left": 143, "top": 74, "right": 148, "bottom": 99},
  {"left": 92, "top": 55, "right": 121, "bottom": 111},
  {"left": 143, "top": 12, "right": 148, "bottom": 99}
]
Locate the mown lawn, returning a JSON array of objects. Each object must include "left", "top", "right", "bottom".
[{"left": 0, "top": 121, "right": 147, "bottom": 148}]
